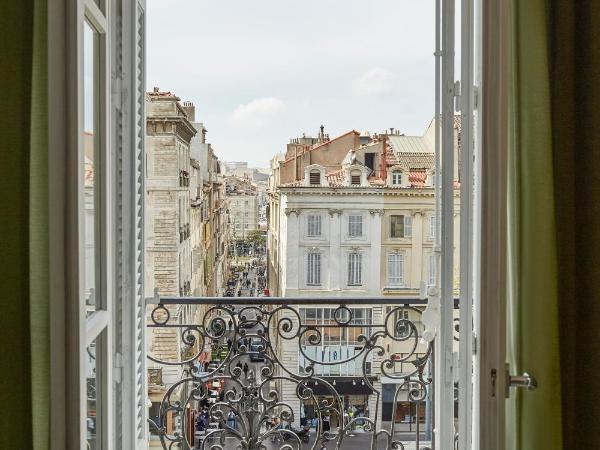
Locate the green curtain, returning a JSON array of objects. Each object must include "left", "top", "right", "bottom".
[
  {"left": 0, "top": 1, "right": 49, "bottom": 449},
  {"left": 548, "top": 2, "right": 600, "bottom": 450},
  {"left": 510, "top": 1, "right": 600, "bottom": 450},
  {"left": 509, "top": 0, "right": 563, "bottom": 449}
]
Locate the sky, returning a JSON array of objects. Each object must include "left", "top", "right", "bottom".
[{"left": 147, "top": 0, "right": 436, "bottom": 168}]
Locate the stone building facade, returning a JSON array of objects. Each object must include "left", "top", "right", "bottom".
[
  {"left": 267, "top": 120, "right": 460, "bottom": 427},
  {"left": 145, "top": 90, "right": 230, "bottom": 441}
]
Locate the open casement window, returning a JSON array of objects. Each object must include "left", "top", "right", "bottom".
[{"left": 54, "top": 0, "right": 147, "bottom": 449}]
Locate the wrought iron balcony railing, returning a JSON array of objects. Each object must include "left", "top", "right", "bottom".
[{"left": 146, "top": 297, "right": 445, "bottom": 450}]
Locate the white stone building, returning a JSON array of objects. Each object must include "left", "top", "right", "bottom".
[{"left": 267, "top": 120, "right": 461, "bottom": 427}]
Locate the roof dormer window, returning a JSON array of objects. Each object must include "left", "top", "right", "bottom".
[
  {"left": 392, "top": 172, "right": 402, "bottom": 186},
  {"left": 350, "top": 170, "right": 362, "bottom": 186},
  {"left": 309, "top": 170, "right": 321, "bottom": 185}
]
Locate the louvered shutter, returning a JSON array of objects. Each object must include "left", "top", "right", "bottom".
[{"left": 114, "top": 0, "right": 147, "bottom": 448}]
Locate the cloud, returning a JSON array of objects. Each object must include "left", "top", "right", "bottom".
[
  {"left": 229, "top": 97, "right": 285, "bottom": 130},
  {"left": 351, "top": 67, "right": 395, "bottom": 96}
]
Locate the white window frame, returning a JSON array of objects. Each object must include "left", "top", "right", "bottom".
[
  {"left": 306, "top": 251, "right": 322, "bottom": 286},
  {"left": 306, "top": 214, "right": 322, "bottom": 237},
  {"left": 387, "top": 252, "right": 404, "bottom": 286},
  {"left": 49, "top": 0, "right": 148, "bottom": 449},
  {"left": 392, "top": 171, "right": 402, "bottom": 185},
  {"left": 347, "top": 252, "right": 363, "bottom": 286},
  {"left": 348, "top": 214, "right": 363, "bottom": 237}
]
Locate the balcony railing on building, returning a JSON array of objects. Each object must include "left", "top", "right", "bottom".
[{"left": 146, "top": 297, "right": 455, "bottom": 450}]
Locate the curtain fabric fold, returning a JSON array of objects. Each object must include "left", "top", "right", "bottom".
[
  {"left": 511, "top": 1, "right": 600, "bottom": 449},
  {"left": 0, "top": 1, "right": 49, "bottom": 449},
  {"left": 509, "top": 1, "right": 563, "bottom": 449}
]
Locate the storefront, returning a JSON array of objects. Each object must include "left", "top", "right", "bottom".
[{"left": 301, "top": 378, "right": 374, "bottom": 428}]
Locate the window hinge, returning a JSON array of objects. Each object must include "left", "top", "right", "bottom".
[
  {"left": 472, "top": 334, "right": 478, "bottom": 355},
  {"left": 454, "top": 80, "right": 461, "bottom": 111},
  {"left": 505, "top": 363, "right": 537, "bottom": 398},
  {"left": 114, "top": 352, "right": 124, "bottom": 384}
]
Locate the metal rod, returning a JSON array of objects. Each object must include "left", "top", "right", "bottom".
[{"left": 147, "top": 296, "right": 460, "bottom": 306}]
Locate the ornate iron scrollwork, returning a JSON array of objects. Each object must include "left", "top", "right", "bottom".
[{"left": 147, "top": 300, "right": 433, "bottom": 450}]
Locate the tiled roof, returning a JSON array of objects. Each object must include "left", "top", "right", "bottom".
[
  {"left": 394, "top": 152, "right": 435, "bottom": 170},
  {"left": 326, "top": 169, "right": 345, "bottom": 187},
  {"left": 408, "top": 170, "right": 427, "bottom": 187}
]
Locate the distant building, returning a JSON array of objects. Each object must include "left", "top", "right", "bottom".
[
  {"left": 144, "top": 90, "right": 230, "bottom": 441},
  {"left": 267, "top": 121, "right": 460, "bottom": 427},
  {"left": 226, "top": 175, "right": 259, "bottom": 244}
]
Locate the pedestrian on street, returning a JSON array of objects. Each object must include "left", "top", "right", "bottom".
[
  {"left": 227, "top": 338, "right": 232, "bottom": 351},
  {"left": 228, "top": 319, "right": 233, "bottom": 330},
  {"left": 227, "top": 410, "right": 236, "bottom": 430},
  {"left": 323, "top": 413, "right": 331, "bottom": 432},
  {"left": 243, "top": 362, "right": 249, "bottom": 378}
]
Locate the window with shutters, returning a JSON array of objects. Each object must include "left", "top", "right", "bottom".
[
  {"left": 387, "top": 253, "right": 404, "bottom": 286},
  {"left": 307, "top": 214, "right": 322, "bottom": 237},
  {"left": 390, "top": 214, "right": 412, "bottom": 238},
  {"left": 309, "top": 170, "right": 321, "bottom": 185},
  {"left": 306, "top": 252, "right": 321, "bottom": 285},
  {"left": 350, "top": 171, "right": 361, "bottom": 186},
  {"left": 429, "top": 215, "right": 437, "bottom": 239},
  {"left": 348, "top": 215, "right": 363, "bottom": 237},
  {"left": 347, "top": 252, "right": 363, "bottom": 286}
]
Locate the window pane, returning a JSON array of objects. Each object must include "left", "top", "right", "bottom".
[
  {"left": 83, "top": 21, "right": 100, "bottom": 315},
  {"left": 390, "top": 215, "right": 404, "bottom": 238}
]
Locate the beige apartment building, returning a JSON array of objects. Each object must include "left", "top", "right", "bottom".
[
  {"left": 144, "top": 90, "right": 230, "bottom": 443},
  {"left": 267, "top": 120, "right": 460, "bottom": 426}
]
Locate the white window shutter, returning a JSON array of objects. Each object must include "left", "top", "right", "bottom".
[
  {"left": 115, "top": 0, "right": 147, "bottom": 448},
  {"left": 404, "top": 215, "right": 413, "bottom": 238}
]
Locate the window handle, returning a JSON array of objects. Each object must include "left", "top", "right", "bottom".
[{"left": 505, "top": 364, "right": 537, "bottom": 397}]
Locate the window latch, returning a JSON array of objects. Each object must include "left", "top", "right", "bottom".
[{"left": 505, "top": 363, "right": 537, "bottom": 398}]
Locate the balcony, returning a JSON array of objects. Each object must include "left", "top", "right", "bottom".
[{"left": 146, "top": 296, "right": 451, "bottom": 450}]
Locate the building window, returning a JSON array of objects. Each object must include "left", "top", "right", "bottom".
[
  {"left": 348, "top": 215, "right": 363, "bottom": 237},
  {"left": 307, "top": 252, "right": 321, "bottom": 285},
  {"left": 428, "top": 254, "right": 437, "bottom": 286},
  {"left": 390, "top": 214, "right": 412, "bottom": 238},
  {"left": 387, "top": 253, "right": 404, "bottom": 286},
  {"left": 350, "top": 170, "right": 361, "bottom": 186},
  {"left": 429, "top": 215, "right": 436, "bottom": 239},
  {"left": 307, "top": 214, "right": 322, "bottom": 237},
  {"left": 309, "top": 170, "right": 321, "bottom": 185},
  {"left": 347, "top": 252, "right": 363, "bottom": 286},
  {"left": 392, "top": 172, "right": 402, "bottom": 185}
]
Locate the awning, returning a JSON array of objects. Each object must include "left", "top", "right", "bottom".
[{"left": 303, "top": 378, "right": 374, "bottom": 396}]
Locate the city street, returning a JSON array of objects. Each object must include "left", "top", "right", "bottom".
[{"left": 196, "top": 431, "right": 431, "bottom": 450}]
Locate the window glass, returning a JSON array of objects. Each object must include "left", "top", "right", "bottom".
[
  {"left": 392, "top": 172, "right": 402, "bottom": 185},
  {"left": 348, "top": 215, "right": 363, "bottom": 237},
  {"left": 307, "top": 252, "right": 321, "bottom": 285},
  {"left": 83, "top": 20, "right": 100, "bottom": 315},
  {"left": 390, "top": 215, "right": 405, "bottom": 238},
  {"left": 307, "top": 214, "right": 322, "bottom": 237},
  {"left": 347, "top": 253, "right": 362, "bottom": 285},
  {"left": 388, "top": 253, "right": 404, "bottom": 285}
]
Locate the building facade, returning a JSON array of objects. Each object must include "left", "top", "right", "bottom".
[
  {"left": 267, "top": 121, "right": 460, "bottom": 427},
  {"left": 144, "top": 90, "right": 230, "bottom": 444}
]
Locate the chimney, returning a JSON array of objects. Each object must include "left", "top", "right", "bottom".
[
  {"left": 390, "top": 127, "right": 394, "bottom": 134},
  {"left": 182, "top": 101, "right": 195, "bottom": 122},
  {"left": 153, "top": 86, "right": 159, "bottom": 93}
]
